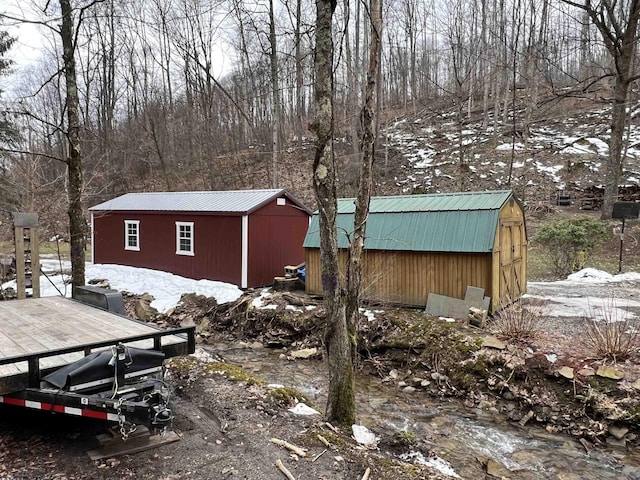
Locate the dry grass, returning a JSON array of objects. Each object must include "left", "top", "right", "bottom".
[
  {"left": 583, "top": 299, "right": 640, "bottom": 362},
  {"left": 491, "top": 298, "right": 549, "bottom": 342}
]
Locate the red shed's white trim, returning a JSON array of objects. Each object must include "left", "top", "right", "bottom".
[{"left": 241, "top": 215, "right": 248, "bottom": 288}]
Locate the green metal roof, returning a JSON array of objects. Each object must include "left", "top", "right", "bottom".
[{"left": 303, "top": 190, "right": 515, "bottom": 253}]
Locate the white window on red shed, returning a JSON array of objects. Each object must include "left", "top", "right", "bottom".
[
  {"left": 175, "top": 221, "right": 194, "bottom": 256},
  {"left": 124, "top": 220, "right": 140, "bottom": 251}
]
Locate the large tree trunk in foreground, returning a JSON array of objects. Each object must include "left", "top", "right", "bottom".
[
  {"left": 60, "top": 0, "right": 86, "bottom": 290},
  {"left": 311, "top": 0, "right": 355, "bottom": 426}
]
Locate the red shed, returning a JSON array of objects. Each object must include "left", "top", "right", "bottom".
[{"left": 89, "top": 190, "right": 311, "bottom": 288}]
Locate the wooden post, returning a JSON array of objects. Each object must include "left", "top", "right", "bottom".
[{"left": 12, "top": 213, "right": 40, "bottom": 299}]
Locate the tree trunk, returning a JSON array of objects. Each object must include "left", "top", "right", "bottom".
[
  {"left": 310, "top": 0, "right": 355, "bottom": 427},
  {"left": 346, "top": 0, "right": 382, "bottom": 327},
  {"left": 269, "top": 0, "right": 280, "bottom": 188},
  {"left": 562, "top": 0, "right": 640, "bottom": 218},
  {"left": 60, "top": 0, "right": 86, "bottom": 291}
]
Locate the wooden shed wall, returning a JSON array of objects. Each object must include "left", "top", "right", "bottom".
[
  {"left": 93, "top": 212, "right": 243, "bottom": 285},
  {"left": 305, "top": 249, "right": 492, "bottom": 307},
  {"left": 491, "top": 199, "right": 527, "bottom": 308},
  {"left": 248, "top": 199, "right": 310, "bottom": 287}
]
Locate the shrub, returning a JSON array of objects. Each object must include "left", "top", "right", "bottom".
[
  {"left": 492, "top": 298, "right": 548, "bottom": 342},
  {"left": 534, "top": 216, "right": 608, "bottom": 276},
  {"left": 584, "top": 299, "right": 640, "bottom": 362}
]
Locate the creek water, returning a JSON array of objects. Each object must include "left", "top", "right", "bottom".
[{"left": 207, "top": 344, "right": 640, "bottom": 480}]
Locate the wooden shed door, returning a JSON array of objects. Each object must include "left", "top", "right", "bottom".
[{"left": 499, "top": 220, "right": 524, "bottom": 301}]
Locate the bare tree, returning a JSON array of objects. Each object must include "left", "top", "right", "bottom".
[
  {"left": 311, "top": 0, "right": 382, "bottom": 425},
  {"left": 562, "top": 0, "right": 640, "bottom": 218}
]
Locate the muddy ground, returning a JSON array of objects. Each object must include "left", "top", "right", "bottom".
[{"left": 1, "top": 279, "right": 640, "bottom": 479}]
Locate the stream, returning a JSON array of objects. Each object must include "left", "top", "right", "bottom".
[{"left": 207, "top": 343, "right": 640, "bottom": 480}]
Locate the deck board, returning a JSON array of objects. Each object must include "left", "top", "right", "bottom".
[{"left": 0, "top": 297, "right": 188, "bottom": 394}]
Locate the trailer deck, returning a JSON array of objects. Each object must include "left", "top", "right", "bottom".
[{"left": 0, "top": 296, "right": 193, "bottom": 395}]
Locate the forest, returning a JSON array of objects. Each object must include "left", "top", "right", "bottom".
[{"left": 0, "top": 0, "right": 639, "bottom": 236}]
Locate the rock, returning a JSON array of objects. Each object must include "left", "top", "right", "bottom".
[
  {"left": 478, "top": 400, "right": 493, "bottom": 410},
  {"left": 141, "top": 293, "right": 154, "bottom": 302},
  {"left": 608, "top": 425, "right": 629, "bottom": 441},
  {"left": 195, "top": 316, "right": 210, "bottom": 334},
  {"left": 632, "top": 379, "right": 640, "bottom": 390},
  {"left": 596, "top": 366, "right": 625, "bottom": 380},
  {"left": 606, "top": 436, "right": 627, "bottom": 447},
  {"left": 468, "top": 307, "right": 487, "bottom": 328},
  {"left": 558, "top": 366, "right": 574, "bottom": 379},
  {"left": 290, "top": 347, "right": 317, "bottom": 359},
  {"left": 134, "top": 298, "right": 157, "bottom": 321},
  {"left": 180, "top": 317, "right": 196, "bottom": 328},
  {"left": 402, "top": 386, "right": 417, "bottom": 393},
  {"left": 430, "top": 372, "right": 449, "bottom": 382},
  {"left": 482, "top": 336, "right": 506, "bottom": 350},
  {"left": 502, "top": 391, "right": 514, "bottom": 400},
  {"left": 577, "top": 367, "right": 595, "bottom": 377},
  {"left": 519, "top": 410, "right": 534, "bottom": 426},
  {"left": 420, "top": 379, "right": 431, "bottom": 387},
  {"left": 249, "top": 341, "right": 264, "bottom": 350},
  {"left": 486, "top": 459, "right": 511, "bottom": 478},
  {"left": 388, "top": 369, "right": 399, "bottom": 379}
]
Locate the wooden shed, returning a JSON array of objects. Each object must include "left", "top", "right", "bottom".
[
  {"left": 303, "top": 190, "right": 527, "bottom": 310},
  {"left": 90, "top": 189, "right": 311, "bottom": 288}
]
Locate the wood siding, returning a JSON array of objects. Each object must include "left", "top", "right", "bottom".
[
  {"left": 491, "top": 198, "right": 528, "bottom": 309},
  {"left": 93, "top": 212, "right": 243, "bottom": 285},
  {"left": 305, "top": 194, "right": 527, "bottom": 311},
  {"left": 92, "top": 197, "right": 310, "bottom": 288},
  {"left": 305, "top": 249, "right": 492, "bottom": 307},
  {"left": 248, "top": 198, "right": 310, "bottom": 286}
]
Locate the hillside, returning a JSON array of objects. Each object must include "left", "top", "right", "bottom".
[{"left": 137, "top": 91, "right": 640, "bottom": 213}]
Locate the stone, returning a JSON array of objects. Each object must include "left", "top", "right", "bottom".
[
  {"left": 482, "top": 336, "right": 506, "bottom": 350},
  {"left": 141, "top": 293, "right": 154, "bottom": 302},
  {"left": 606, "top": 436, "right": 626, "bottom": 447},
  {"left": 486, "top": 459, "right": 511, "bottom": 478},
  {"left": 608, "top": 425, "right": 629, "bottom": 441},
  {"left": 596, "top": 366, "right": 625, "bottom": 380},
  {"left": 388, "top": 369, "right": 399, "bottom": 379},
  {"left": 402, "top": 386, "right": 417, "bottom": 393},
  {"left": 290, "top": 347, "right": 318, "bottom": 359},
  {"left": 249, "top": 342, "right": 263, "bottom": 350},
  {"left": 180, "top": 317, "right": 196, "bottom": 328},
  {"left": 577, "top": 367, "right": 595, "bottom": 377},
  {"left": 519, "top": 410, "right": 534, "bottom": 426},
  {"left": 196, "top": 316, "right": 210, "bottom": 334},
  {"left": 632, "top": 379, "right": 640, "bottom": 390},
  {"left": 558, "top": 366, "right": 574, "bottom": 379},
  {"left": 134, "top": 298, "right": 157, "bottom": 321},
  {"left": 468, "top": 307, "right": 487, "bottom": 328},
  {"left": 430, "top": 372, "right": 448, "bottom": 382}
]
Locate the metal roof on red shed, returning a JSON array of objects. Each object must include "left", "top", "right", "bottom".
[{"left": 89, "top": 189, "right": 311, "bottom": 214}]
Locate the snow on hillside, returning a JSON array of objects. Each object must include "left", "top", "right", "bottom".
[{"left": 384, "top": 106, "right": 640, "bottom": 198}]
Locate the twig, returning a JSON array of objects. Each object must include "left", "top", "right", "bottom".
[
  {"left": 362, "top": 467, "right": 371, "bottom": 480},
  {"left": 325, "top": 422, "right": 340, "bottom": 433},
  {"left": 270, "top": 437, "right": 307, "bottom": 457},
  {"left": 317, "top": 434, "right": 331, "bottom": 447},
  {"left": 312, "top": 449, "right": 327, "bottom": 462},
  {"left": 275, "top": 459, "right": 296, "bottom": 480}
]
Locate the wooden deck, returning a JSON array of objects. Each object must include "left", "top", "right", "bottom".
[{"left": 0, "top": 297, "right": 190, "bottom": 395}]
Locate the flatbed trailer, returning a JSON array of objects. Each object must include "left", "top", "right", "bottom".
[{"left": 0, "top": 293, "right": 195, "bottom": 436}]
